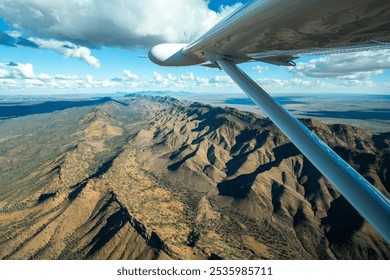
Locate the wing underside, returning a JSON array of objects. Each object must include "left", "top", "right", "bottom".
[{"left": 184, "top": 0, "right": 390, "bottom": 64}]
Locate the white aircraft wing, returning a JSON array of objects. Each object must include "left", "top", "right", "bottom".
[
  {"left": 185, "top": 0, "right": 390, "bottom": 65},
  {"left": 150, "top": 0, "right": 390, "bottom": 66},
  {"left": 149, "top": 0, "right": 390, "bottom": 243}
]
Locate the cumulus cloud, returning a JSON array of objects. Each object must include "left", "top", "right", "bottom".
[
  {"left": 252, "top": 65, "right": 269, "bottom": 74},
  {"left": 2, "top": 61, "right": 35, "bottom": 79},
  {"left": 30, "top": 38, "right": 101, "bottom": 68},
  {"left": 289, "top": 50, "right": 390, "bottom": 79},
  {"left": 178, "top": 72, "right": 209, "bottom": 85},
  {"left": 112, "top": 69, "right": 139, "bottom": 82},
  {"left": 210, "top": 75, "right": 233, "bottom": 84},
  {"left": 0, "top": 62, "right": 49, "bottom": 90},
  {"left": 0, "top": 0, "right": 241, "bottom": 49},
  {"left": 1, "top": 61, "right": 385, "bottom": 93},
  {"left": 123, "top": 70, "right": 139, "bottom": 81},
  {"left": 150, "top": 71, "right": 237, "bottom": 89},
  {"left": 256, "top": 77, "right": 343, "bottom": 91},
  {"left": 153, "top": 72, "right": 165, "bottom": 83},
  {"left": 0, "top": 31, "right": 100, "bottom": 67},
  {"left": 0, "top": 62, "right": 131, "bottom": 91},
  {"left": 0, "top": 1, "right": 242, "bottom": 67},
  {"left": 0, "top": 64, "right": 218, "bottom": 92}
]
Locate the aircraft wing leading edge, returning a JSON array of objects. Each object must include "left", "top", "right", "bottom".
[{"left": 149, "top": 0, "right": 390, "bottom": 243}]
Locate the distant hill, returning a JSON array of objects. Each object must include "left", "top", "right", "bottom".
[{"left": 0, "top": 95, "right": 388, "bottom": 259}]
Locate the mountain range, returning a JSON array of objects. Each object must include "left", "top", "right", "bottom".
[{"left": 0, "top": 95, "right": 388, "bottom": 259}]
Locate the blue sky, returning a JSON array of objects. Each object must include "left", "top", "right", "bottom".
[{"left": 0, "top": 0, "right": 389, "bottom": 95}]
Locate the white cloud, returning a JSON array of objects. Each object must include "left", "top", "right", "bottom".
[
  {"left": 167, "top": 73, "right": 175, "bottom": 81},
  {"left": 341, "top": 79, "right": 375, "bottom": 88},
  {"left": 0, "top": 62, "right": 36, "bottom": 79},
  {"left": 195, "top": 76, "right": 209, "bottom": 85},
  {"left": 2, "top": 60, "right": 383, "bottom": 94},
  {"left": 217, "top": 3, "right": 243, "bottom": 13},
  {"left": 0, "top": 1, "right": 243, "bottom": 68},
  {"left": 0, "top": 62, "right": 137, "bottom": 91},
  {"left": 25, "top": 78, "right": 45, "bottom": 86},
  {"left": 0, "top": 0, "right": 241, "bottom": 49},
  {"left": 123, "top": 70, "right": 139, "bottom": 81},
  {"left": 252, "top": 65, "right": 269, "bottom": 74},
  {"left": 153, "top": 72, "right": 164, "bottom": 83},
  {"left": 210, "top": 75, "right": 233, "bottom": 84},
  {"left": 257, "top": 78, "right": 289, "bottom": 88},
  {"left": 0, "top": 31, "right": 100, "bottom": 67},
  {"left": 178, "top": 72, "right": 209, "bottom": 85},
  {"left": 254, "top": 77, "right": 363, "bottom": 92},
  {"left": 111, "top": 69, "right": 140, "bottom": 84},
  {"left": 30, "top": 38, "right": 100, "bottom": 68},
  {"left": 149, "top": 71, "right": 236, "bottom": 89},
  {"left": 16, "top": 63, "right": 35, "bottom": 78},
  {"left": 0, "top": 68, "right": 10, "bottom": 78},
  {"left": 179, "top": 72, "right": 195, "bottom": 81},
  {"left": 289, "top": 50, "right": 390, "bottom": 79}
]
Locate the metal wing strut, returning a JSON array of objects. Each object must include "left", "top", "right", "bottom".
[{"left": 148, "top": 0, "right": 390, "bottom": 243}]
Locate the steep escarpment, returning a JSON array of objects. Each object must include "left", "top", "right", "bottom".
[{"left": 0, "top": 95, "right": 388, "bottom": 259}]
